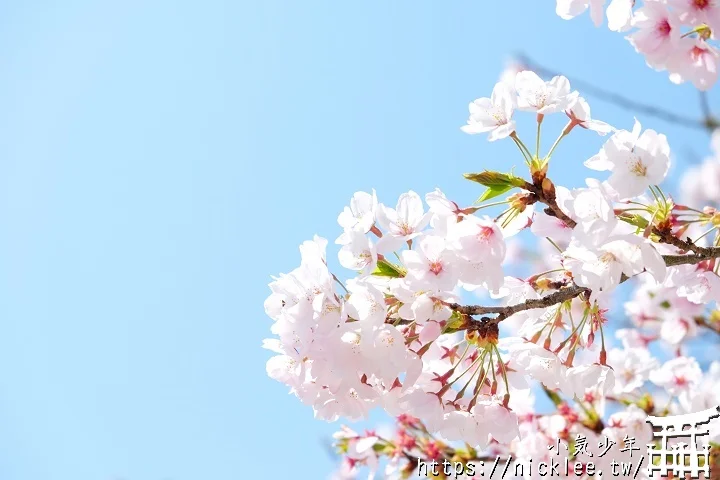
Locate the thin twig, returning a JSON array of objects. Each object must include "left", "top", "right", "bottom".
[
  {"left": 446, "top": 284, "right": 589, "bottom": 320},
  {"left": 444, "top": 175, "right": 720, "bottom": 329}
]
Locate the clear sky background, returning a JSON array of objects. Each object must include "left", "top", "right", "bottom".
[{"left": 0, "top": 1, "right": 715, "bottom": 479}]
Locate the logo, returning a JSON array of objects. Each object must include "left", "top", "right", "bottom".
[{"left": 645, "top": 405, "right": 720, "bottom": 479}]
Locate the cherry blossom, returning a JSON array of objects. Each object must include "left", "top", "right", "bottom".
[
  {"left": 515, "top": 71, "right": 575, "bottom": 114},
  {"left": 584, "top": 119, "right": 670, "bottom": 199},
  {"left": 607, "top": 346, "right": 658, "bottom": 393},
  {"left": 461, "top": 82, "right": 517, "bottom": 141},
  {"left": 556, "top": 0, "right": 607, "bottom": 26},
  {"left": 669, "top": 0, "right": 720, "bottom": 32},
  {"left": 376, "top": 191, "right": 430, "bottom": 252},
  {"left": 337, "top": 190, "right": 378, "bottom": 236},
  {"left": 607, "top": 0, "right": 635, "bottom": 31},
  {"left": 338, "top": 230, "right": 378, "bottom": 274},
  {"left": 265, "top": 70, "right": 720, "bottom": 478},
  {"left": 401, "top": 236, "right": 459, "bottom": 291},
  {"left": 666, "top": 36, "right": 720, "bottom": 90},
  {"left": 565, "top": 96, "right": 615, "bottom": 135},
  {"left": 564, "top": 363, "right": 615, "bottom": 399},
  {"left": 628, "top": 2, "right": 681, "bottom": 68},
  {"left": 554, "top": 0, "right": 720, "bottom": 89},
  {"left": 564, "top": 235, "right": 666, "bottom": 293},
  {"left": 649, "top": 356, "right": 703, "bottom": 395}
]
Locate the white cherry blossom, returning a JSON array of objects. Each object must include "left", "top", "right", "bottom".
[
  {"left": 515, "top": 71, "right": 575, "bottom": 114},
  {"left": 585, "top": 119, "right": 670, "bottom": 199},
  {"left": 376, "top": 191, "right": 431, "bottom": 252},
  {"left": 607, "top": 0, "right": 635, "bottom": 31},
  {"left": 337, "top": 190, "right": 378, "bottom": 235},
  {"left": 556, "top": 0, "right": 607, "bottom": 26},
  {"left": 461, "top": 82, "right": 517, "bottom": 141},
  {"left": 565, "top": 96, "right": 614, "bottom": 135},
  {"left": 650, "top": 356, "right": 703, "bottom": 395},
  {"left": 608, "top": 347, "right": 658, "bottom": 394}
]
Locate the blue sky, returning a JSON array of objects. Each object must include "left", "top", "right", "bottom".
[{"left": 0, "top": 1, "right": 714, "bottom": 479}]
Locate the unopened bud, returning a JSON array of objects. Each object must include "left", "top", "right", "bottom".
[
  {"left": 483, "top": 322, "right": 500, "bottom": 345},
  {"left": 712, "top": 212, "right": 720, "bottom": 227},
  {"left": 565, "top": 349, "right": 576, "bottom": 367},
  {"left": 535, "top": 277, "right": 553, "bottom": 291},
  {"left": 638, "top": 393, "right": 655, "bottom": 414},
  {"left": 541, "top": 177, "right": 556, "bottom": 201},
  {"left": 698, "top": 24, "right": 713, "bottom": 40},
  {"left": 532, "top": 165, "right": 547, "bottom": 186},
  {"left": 508, "top": 192, "right": 532, "bottom": 211}
]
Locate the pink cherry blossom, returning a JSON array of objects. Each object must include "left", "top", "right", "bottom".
[
  {"left": 666, "top": 37, "right": 720, "bottom": 91},
  {"left": 628, "top": 1, "right": 681, "bottom": 68}
]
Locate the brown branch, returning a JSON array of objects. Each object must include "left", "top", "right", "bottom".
[
  {"left": 522, "top": 180, "right": 578, "bottom": 229},
  {"left": 525, "top": 176, "right": 720, "bottom": 266},
  {"left": 653, "top": 226, "right": 720, "bottom": 257},
  {"left": 663, "top": 252, "right": 720, "bottom": 267},
  {"left": 695, "top": 316, "right": 720, "bottom": 336},
  {"left": 446, "top": 284, "right": 589, "bottom": 320},
  {"left": 447, "top": 175, "right": 720, "bottom": 331},
  {"left": 445, "top": 249, "right": 719, "bottom": 331}
]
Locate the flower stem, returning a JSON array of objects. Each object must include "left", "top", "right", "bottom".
[
  {"left": 694, "top": 226, "right": 718, "bottom": 244},
  {"left": 332, "top": 273, "right": 349, "bottom": 295},
  {"left": 536, "top": 114, "right": 544, "bottom": 159},
  {"left": 493, "top": 344, "right": 511, "bottom": 398},
  {"left": 511, "top": 132, "right": 534, "bottom": 162},
  {"left": 546, "top": 237, "right": 563, "bottom": 253},
  {"left": 545, "top": 131, "right": 568, "bottom": 160}
]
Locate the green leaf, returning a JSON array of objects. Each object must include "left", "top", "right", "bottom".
[
  {"left": 476, "top": 184, "right": 514, "bottom": 203},
  {"left": 542, "top": 386, "right": 563, "bottom": 407},
  {"left": 372, "top": 258, "right": 406, "bottom": 278},
  {"left": 464, "top": 170, "right": 526, "bottom": 187},
  {"left": 445, "top": 311, "right": 466, "bottom": 331},
  {"left": 618, "top": 213, "right": 649, "bottom": 229},
  {"left": 463, "top": 170, "right": 525, "bottom": 204}
]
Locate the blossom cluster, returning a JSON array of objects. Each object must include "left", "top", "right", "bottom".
[
  {"left": 331, "top": 355, "right": 719, "bottom": 479},
  {"left": 556, "top": 0, "right": 720, "bottom": 90},
  {"left": 264, "top": 70, "right": 720, "bottom": 479}
]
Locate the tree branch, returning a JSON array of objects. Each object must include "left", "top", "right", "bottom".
[
  {"left": 524, "top": 176, "right": 720, "bottom": 265},
  {"left": 653, "top": 226, "right": 720, "bottom": 257},
  {"left": 444, "top": 186, "right": 720, "bottom": 327},
  {"left": 695, "top": 316, "right": 720, "bottom": 336},
  {"left": 446, "top": 284, "right": 589, "bottom": 320},
  {"left": 522, "top": 180, "right": 577, "bottom": 228}
]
